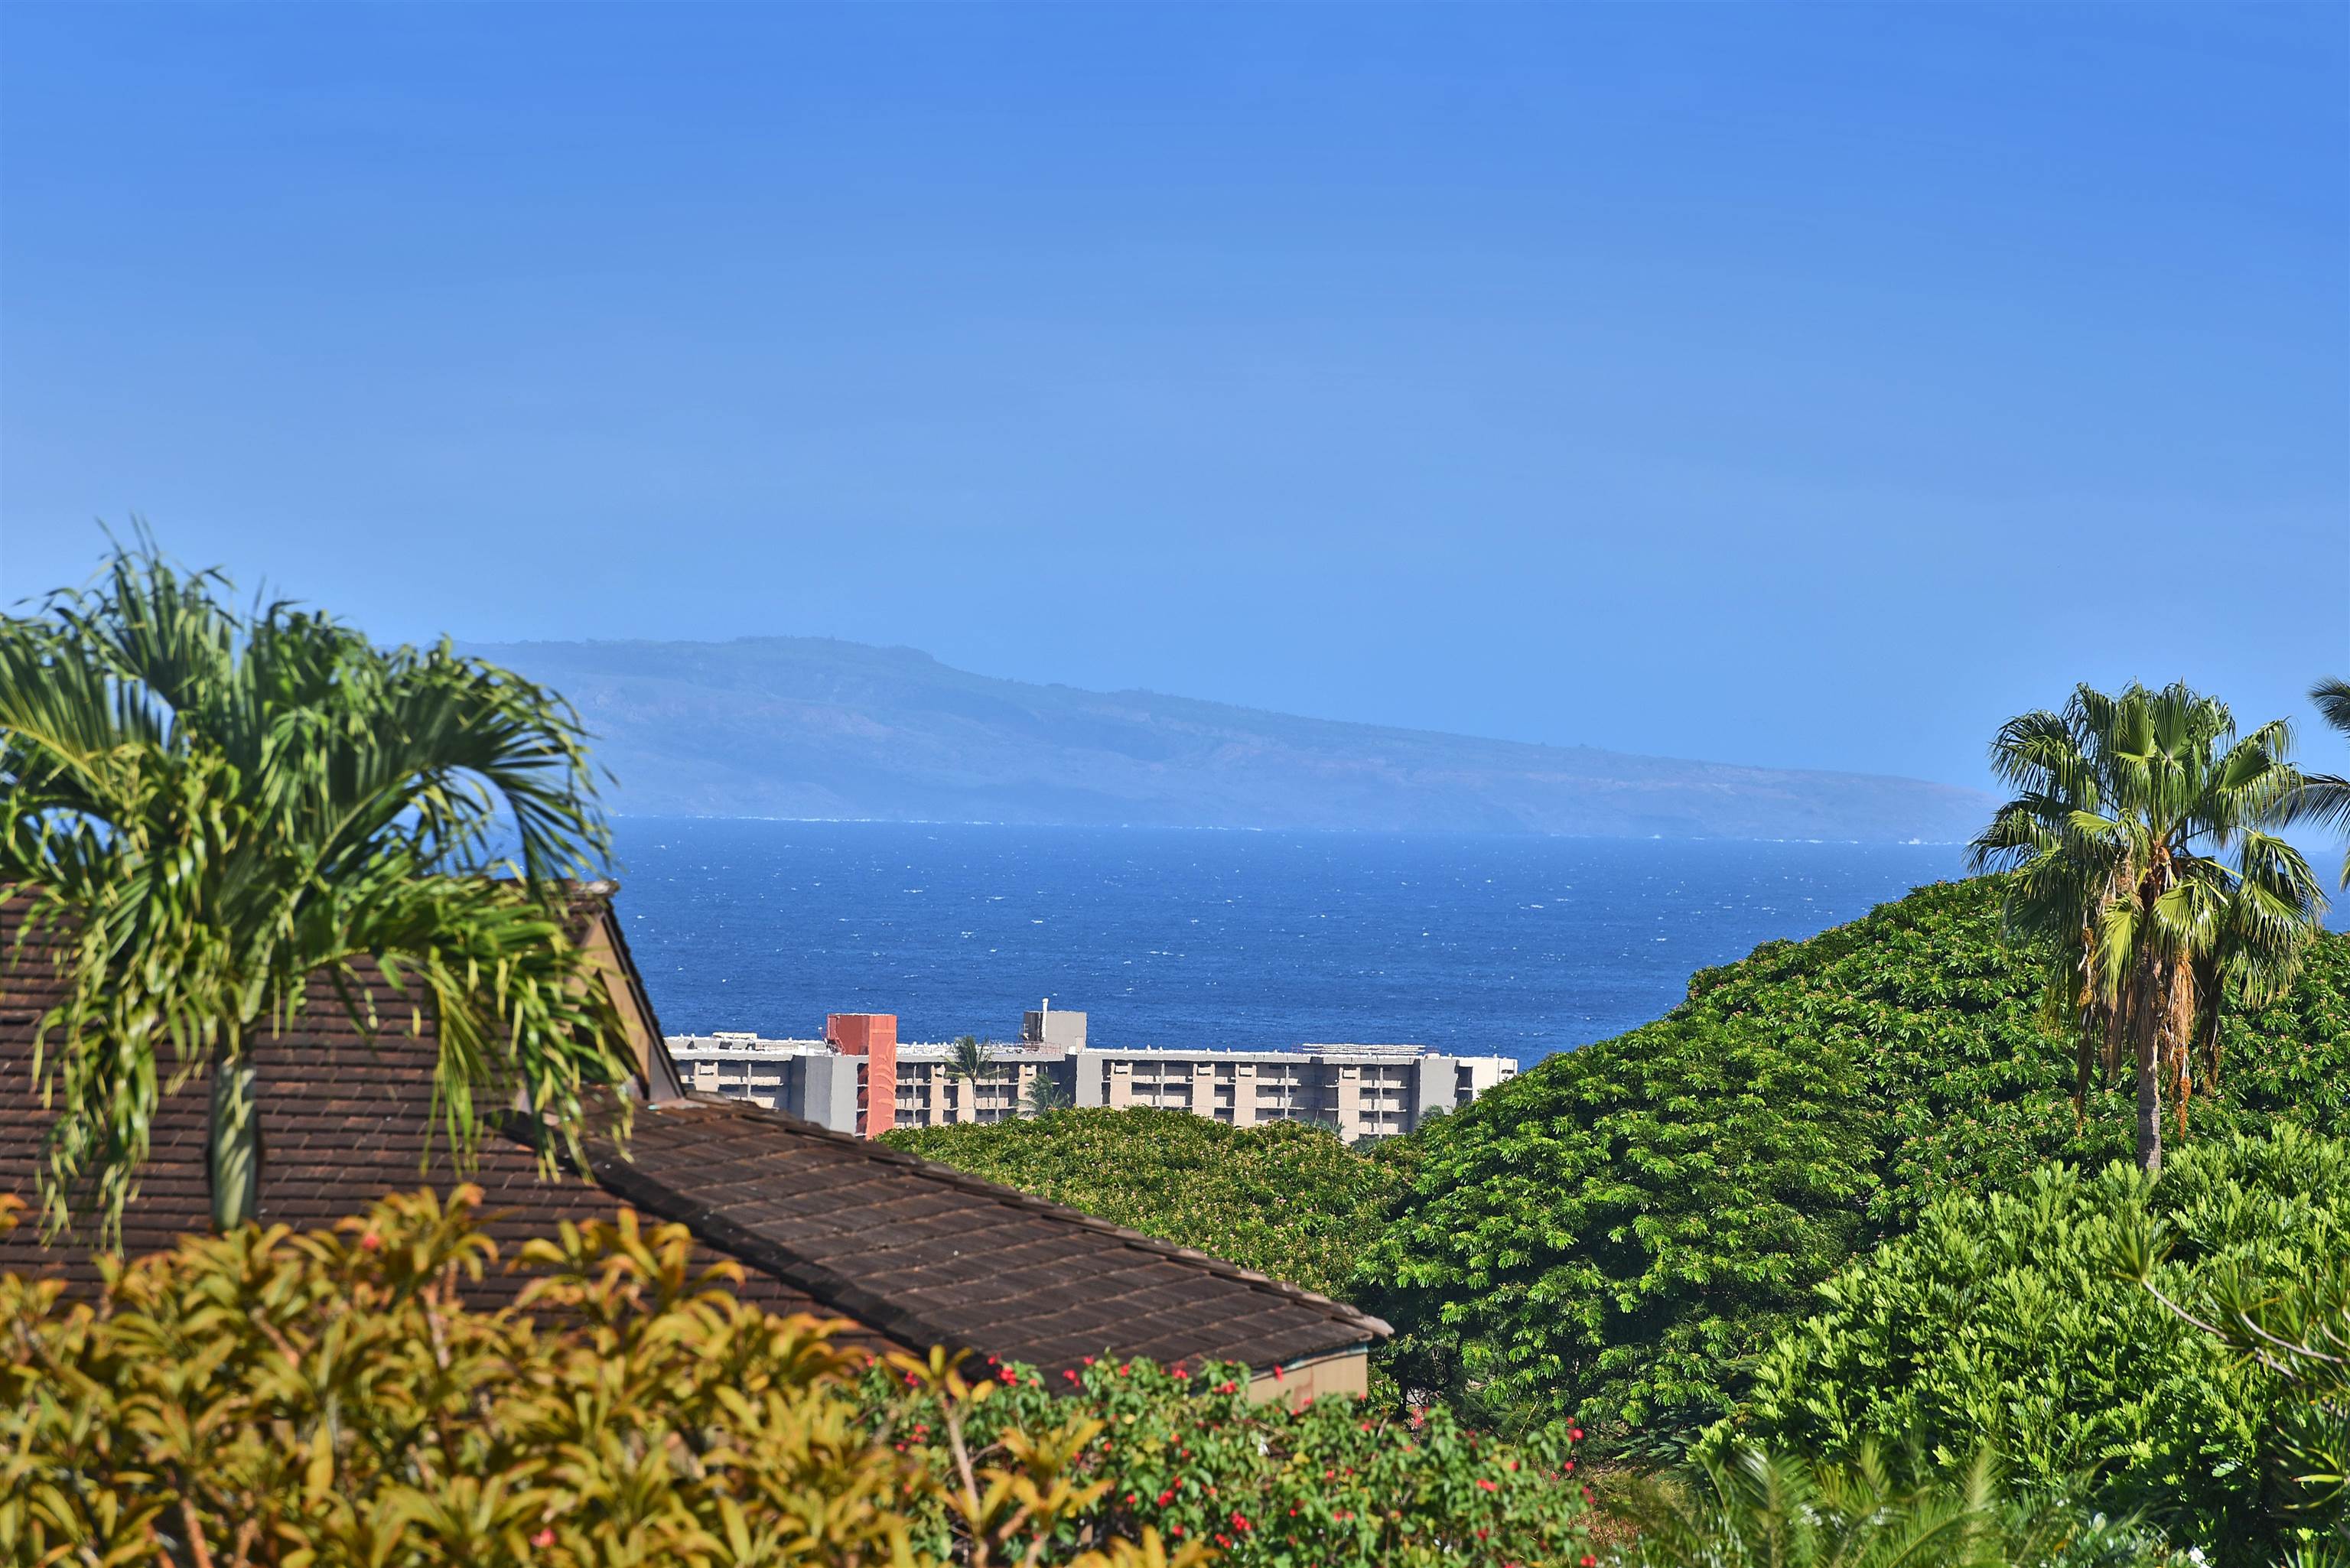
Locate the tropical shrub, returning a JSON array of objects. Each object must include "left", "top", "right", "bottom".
[
  {"left": 1735, "top": 1128, "right": 2350, "bottom": 1564},
  {"left": 2124, "top": 1143, "right": 2350, "bottom": 1563},
  {"left": 882, "top": 1108, "right": 1409, "bottom": 1300},
  {"left": 0, "top": 1187, "right": 1200, "bottom": 1568},
  {"left": 1604, "top": 1444, "right": 2179, "bottom": 1568},
  {"left": 1362, "top": 879, "right": 2350, "bottom": 1448},
  {"left": 0, "top": 535, "right": 630, "bottom": 1237},
  {"left": 864, "top": 1350, "right": 1592, "bottom": 1568},
  {"left": 1, "top": 1186, "right": 1591, "bottom": 1567}
]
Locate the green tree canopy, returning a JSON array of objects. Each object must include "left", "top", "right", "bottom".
[
  {"left": 0, "top": 535, "right": 631, "bottom": 1236},
  {"left": 1359, "top": 878, "right": 2350, "bottom": 1451},
  {"left": 1737, "top": 1128, "right": 2350, "bottom": 1563}
]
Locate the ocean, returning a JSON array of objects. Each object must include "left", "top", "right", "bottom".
[{"left": 609, "top": 820, "right": 1968, "bottom": 1067}]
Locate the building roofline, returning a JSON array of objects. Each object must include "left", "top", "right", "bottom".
[{"left": 597, "top": 1092, "right": 1393, "bottom": 1354}]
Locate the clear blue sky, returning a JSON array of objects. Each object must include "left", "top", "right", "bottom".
[{"left": 3, "top": 3, "right": 2344, "bottom": 791}]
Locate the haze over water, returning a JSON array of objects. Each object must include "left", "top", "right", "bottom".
[{"left": 614, "top": 821, "right": 1967, "bottom": 1065}]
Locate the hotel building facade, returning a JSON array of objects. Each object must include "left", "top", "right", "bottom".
[{"left": 668, "top": 1006, "right": 1515, "bottom": 1141}]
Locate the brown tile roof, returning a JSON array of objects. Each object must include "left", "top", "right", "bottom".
[
  {"left": 0, "top": 894, "right": 1385, "bottom": 1374},
  {"left": 0, "top": 902, "right": 833, "bottom": 1326},
  {"left": 598, "top": 1095, "right": 1388, "bottom": 1374}
]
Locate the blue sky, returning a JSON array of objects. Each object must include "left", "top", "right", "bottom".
[{"left": 3, "top": 3, "right": 2343, "bottom": 791}]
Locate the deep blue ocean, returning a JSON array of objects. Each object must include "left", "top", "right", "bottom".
[{"left": 609, "top": 821, "right": 1968, "bottom": 1067}]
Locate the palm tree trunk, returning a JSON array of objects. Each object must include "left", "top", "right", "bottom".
[
  {"left": 209, "top": 1052, "right": 262, "bottom": 1229},
  {"left": 2166, "top": 961, "right": 2199, "bottom": 1140},
  {"left": 2132, "top": 960, "right": 2163, "bottom": 1176}
]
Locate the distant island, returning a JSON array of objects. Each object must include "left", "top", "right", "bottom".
[{"left": 464, "top": 636, "right": 1993, "bottom": 843}]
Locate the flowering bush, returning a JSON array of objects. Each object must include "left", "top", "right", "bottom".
[
  {"left": 861, "top": 1350, "right": 1593, "bottom": 1567},
  {"left": 0, "top": 1187, "right": 1202, "bottom": 1568}
]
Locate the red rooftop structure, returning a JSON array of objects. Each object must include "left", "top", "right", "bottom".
[{"left": 825, "top": 1012, "right": 897, "bottom": 1136}]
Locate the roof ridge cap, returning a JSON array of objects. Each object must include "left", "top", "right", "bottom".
[{"left": 665, "top": 1094, "right": 1391, "bottom": 1340}]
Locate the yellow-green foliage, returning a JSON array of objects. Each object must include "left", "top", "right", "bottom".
[{"left": 0, "top": 1189, "right": 1206, "bottom": 1568}]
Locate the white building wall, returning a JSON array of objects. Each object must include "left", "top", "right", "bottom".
[{"left": 1060, "top": 1045, "right": 1515, "bottom": 1140}]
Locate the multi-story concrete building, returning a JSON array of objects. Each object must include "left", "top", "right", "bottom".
[
  {"left": 666, "top": 1031, "right": 857, "bottom": 1124},
  {"left": 666, "top": 1011, "right": 899, "bottom": 1136},
  {"left": 671, "top": 1004, "right": 1516, "bottom": 1142},
  {"left": 893, "top": 1040, "right": 1066, "bottom": 1129},
  {"left": 1070, "top": 1041, "right": 1512, "bottom": 1140}
]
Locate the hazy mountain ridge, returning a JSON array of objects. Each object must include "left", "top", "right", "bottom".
[{"left": 464, "top": 636, "right": 1994, "bottom": 842}]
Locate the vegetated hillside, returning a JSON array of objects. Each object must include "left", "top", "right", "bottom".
[
  {"left": 464, "top": 635, "right": 1992, "bottom": 841},
  {"left": 879, "top": 1108, "right": 1409, "bottom": 1301},
  {"left": 1735, "top": 1127, "right": 2350, "bottom": 1562},
  {"left": 1360, "top": 877, "right": 2350, "bottom": 1450}
]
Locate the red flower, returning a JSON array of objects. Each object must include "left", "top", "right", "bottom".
[
  {"left": 360, "top": 1232, "right": 382, "bottom": 1253},
  {"left": 1569, "top": 1427, "right": 1583, "bottom": 1442},
  {"left": 531, "top": 1529, "right": 555, "bottom": 1549},
  {"left": 1476, "top": 1479, "right": 1497, "bottom": 1492}
]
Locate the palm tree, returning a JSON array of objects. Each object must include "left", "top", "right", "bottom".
[
  {"left": 946, "top": 1034, "right": 994, "bottom": 1121},
  {"left": 2289, "top": 676, "right": 2350, "bottom": 889},
  {"left": 1023, "top": 1072, "right": 1070, "bottom": 1117},
  {"left": 0, "top": 535, "right": 630, "bottom": 1238},
  {"left": 1970, "top": 682, "right": 2324, "bottom": 1173},
  {"left": 1607, "top": 1443, "right": 2165, "bottom": 1568}
]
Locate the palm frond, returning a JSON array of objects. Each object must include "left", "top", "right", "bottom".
[{"left": 1, "top": 532, "right": 631, "bottom": 1239}]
